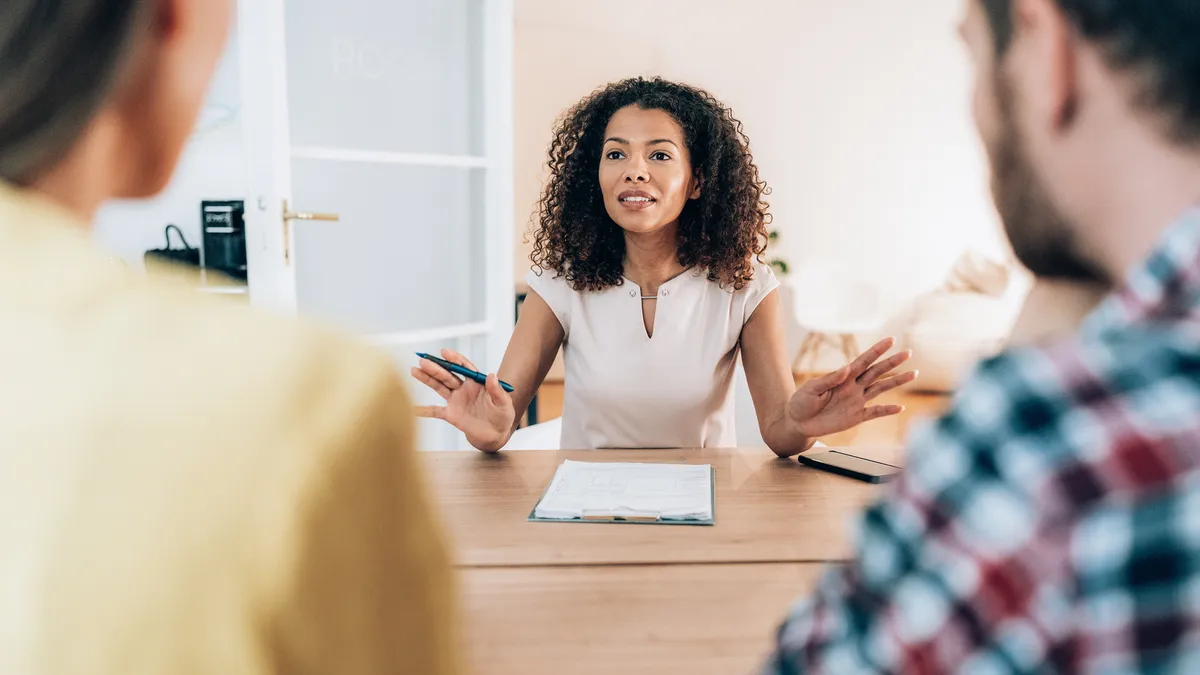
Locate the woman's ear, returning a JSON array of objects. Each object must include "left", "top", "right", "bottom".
[{"left": 690, "top": 172, "right": 704, "bottom": 200}]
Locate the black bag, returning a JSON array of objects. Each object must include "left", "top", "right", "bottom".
[{"left": 144, "top": 224, "right": 201, "bottom": 270}]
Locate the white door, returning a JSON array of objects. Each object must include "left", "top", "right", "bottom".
[{"left": 238, "top": 0, "right": 514, "bottom": 450}]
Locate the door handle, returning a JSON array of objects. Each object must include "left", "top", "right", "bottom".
[{"left": 281, "top": 199, "right": 340, "bottom": 264}]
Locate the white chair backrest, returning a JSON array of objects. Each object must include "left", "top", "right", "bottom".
[
  {"left": 503, "top": 416, "right": 563, "bottom": 451},
  {"left": 734, "top": 357, "right": 764, "bottom": 447}
]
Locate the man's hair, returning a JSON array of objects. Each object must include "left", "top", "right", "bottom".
[
  {"left": 981, "top": 0, "right": 1200, "bottom": 144},
  {"left": 0, "top": 1, "right": 153, "bottom": 184}
]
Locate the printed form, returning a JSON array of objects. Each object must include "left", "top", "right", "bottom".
[{"left": 533, "top": 460, "right": 714, "bottom": 523}]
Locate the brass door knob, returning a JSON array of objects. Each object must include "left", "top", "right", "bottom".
[{"left": 281, "top": 199, "right": 340, "bottom": 263}]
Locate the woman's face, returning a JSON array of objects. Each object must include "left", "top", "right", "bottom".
[{"left": 598, "top": 105, "right": 701, "bottom": 236}]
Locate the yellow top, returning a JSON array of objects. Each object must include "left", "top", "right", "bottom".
[{"left": 0, "top": 183, "right": 459, "bottom": 674}]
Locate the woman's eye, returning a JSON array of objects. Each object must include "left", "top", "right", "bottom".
[
  {"left": 650, "top": 151, "right": 671, "bottom": 161},
  {"left": 605, "top": 150, "right": 625, "bottom": 160}
]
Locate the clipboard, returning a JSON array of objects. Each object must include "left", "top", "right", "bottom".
[{"left": 527, "top": 461, "right": 716, "bottom": 526}]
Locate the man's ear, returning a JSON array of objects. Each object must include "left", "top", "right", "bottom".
[
  {"left": 1014, "top": 0, "right": 1080, "bottom": 130},
  {"left": 690, "top": 172, "right": 704, "bottom": 200}
]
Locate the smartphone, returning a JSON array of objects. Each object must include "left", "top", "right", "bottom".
[{"left": 796, "top": 450, "right": 901, "bottom": 484}]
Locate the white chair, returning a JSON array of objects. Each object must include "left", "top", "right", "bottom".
[
  {"left": 503, "top": 416, "right": 562, "bottom": 450},
  {"left": 788, "top": 261, "right": 884, "bottom": 373},
  {"left": 734, "top": 356, "right": 825, "bottom": 450},
  {"left": 734, "top": 358, "right": 764, "bottom": 447}
]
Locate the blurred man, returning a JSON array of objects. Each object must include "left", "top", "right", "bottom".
[
  {"left": 0, "top": 2, "right": 458, "bottom": 673},
  {"left": 766, "top": 0, "right": 1200, "bottom": 671}
]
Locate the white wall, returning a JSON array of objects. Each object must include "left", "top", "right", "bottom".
[
  {"left": 94, "top": 34, "right": 245, "bottom": 269},
  {"left": 513, "top": 0, "right": 1021, "bottom": 369}
]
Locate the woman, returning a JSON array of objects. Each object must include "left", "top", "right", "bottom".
[
  {"left": 414, "top": 77, "right": 915, "bottom": 455},
  {"left": 0, "top": 1, "right": 457, "bottom": 672}
]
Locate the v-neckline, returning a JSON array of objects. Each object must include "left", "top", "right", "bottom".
[{"left": 640, "top": 295, "right": 658, "bottom": 339}]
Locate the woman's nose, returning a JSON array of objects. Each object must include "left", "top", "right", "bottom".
[{"left": 623, "top": 162, "right": 649, "bottom": 182}]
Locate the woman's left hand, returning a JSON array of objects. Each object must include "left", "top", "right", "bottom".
[{"left": 787, "top": 337, "right": 917, "bottom": 439}]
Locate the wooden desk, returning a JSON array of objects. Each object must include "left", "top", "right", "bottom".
[
  {"left": 427, "top": 446, "right": 899, "bottom": 567},
  {"left": 462, "top": 563, "right": 824, "bottom": 675}
]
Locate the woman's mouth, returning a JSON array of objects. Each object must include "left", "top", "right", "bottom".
[{"left": 618, "top": 191, "right": 657, "bottom": 210}]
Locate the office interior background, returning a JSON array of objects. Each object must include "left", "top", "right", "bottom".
[{"left": 93, "top": 0, "right": 1032, "bottom": 451}]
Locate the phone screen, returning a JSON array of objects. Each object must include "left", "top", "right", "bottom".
[{"left": 801, "top": 451, "right": 901, "bottom": 480}]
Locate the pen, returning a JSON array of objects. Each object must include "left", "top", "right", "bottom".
[{"left": 416, "top": 353, "right": 515, "bottom": 393}]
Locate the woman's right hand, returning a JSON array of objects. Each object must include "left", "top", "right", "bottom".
[{"left": 411, "top": 349, "right": 515, "bottom": 452}]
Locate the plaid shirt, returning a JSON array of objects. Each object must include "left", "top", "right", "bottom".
[{"left": 765, "top": 209, "right": 1200, "bottom": 674}]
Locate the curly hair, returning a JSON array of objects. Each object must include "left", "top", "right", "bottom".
[{"left": 529, "top": 77, "right": 772, "bottom": 291}]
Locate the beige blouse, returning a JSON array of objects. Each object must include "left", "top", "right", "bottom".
[{"left": 527, "top": 263, "right": 779, "bottom": 449}]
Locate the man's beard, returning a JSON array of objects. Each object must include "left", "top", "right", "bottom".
[{"left": 989, "top": 73, "right": 1110, "bottom": 285}]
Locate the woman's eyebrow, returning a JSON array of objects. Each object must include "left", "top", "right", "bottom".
[{"left": 603, "top": 137, "right": 679, "bottom": 148}]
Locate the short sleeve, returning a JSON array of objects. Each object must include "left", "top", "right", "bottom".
[
  {"left": 741, "top": 263, "right": 781, "bottom": 324},
  {"left": 525, "top": 268, "right": 574, "bottom": 337}
]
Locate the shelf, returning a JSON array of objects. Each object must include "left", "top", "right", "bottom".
[
  {"left": 362, "top": 322, "right": 491, "bottom": 346},
  {"left": 290, "top": 146, "right": 489, "bottom": 168},
  {"left": 197, "top": 286, "right": 248, "bottom": 295}
]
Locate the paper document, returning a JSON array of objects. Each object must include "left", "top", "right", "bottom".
[{"left": 533, "top": 460, "right": 713, "bottom": 522}]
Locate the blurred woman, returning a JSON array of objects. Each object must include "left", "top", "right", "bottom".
[{"left": 0, "top": 2, "right": 457, "bottom": 673}]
